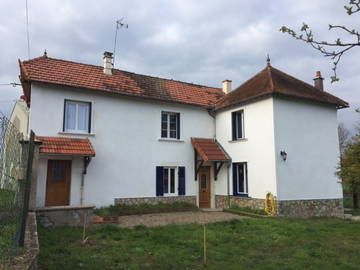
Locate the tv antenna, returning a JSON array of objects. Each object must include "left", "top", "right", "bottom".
[{"left": 113, "top": 18, "right": 128, "bottom": 68}]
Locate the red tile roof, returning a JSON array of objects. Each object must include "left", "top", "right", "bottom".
[
  {"left": 191, "top": 138, "right": 229, "bottom": 162},
  {"left": 19, "top": 55, "right": 348, "bottom": 111},
  {"left": 36, "top": 136, "right": 95, "bottom": 156},
  {"left": 19, "top": 56, "right": 224, "bottom": 108},
  {"left": 215, "top": 64, "right": 348, "bottom": 110}
]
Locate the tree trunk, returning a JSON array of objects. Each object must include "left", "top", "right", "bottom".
[{"left": 353, "top": 192, "right": 359, "bottom": 209}]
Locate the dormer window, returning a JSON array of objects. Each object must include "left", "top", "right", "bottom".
[
  {"left": 232, "top": 110, "right": 244, "bottom": 140},
  {"left": 161, "top": 111, "right": 180, "bottom": 139},
  {"left": 63, "top": 100, "right": 91, "bottom": 133}
]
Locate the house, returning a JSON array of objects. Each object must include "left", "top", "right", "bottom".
[{"left": 18, "top": 52, "right": 348, "bottom": 217}]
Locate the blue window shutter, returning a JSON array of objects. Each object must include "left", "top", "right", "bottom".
[
  {"left": 232, "top": 163, "right": 238, "bottom": 195},
  {"left": 231, "top": 112, "right": 236, "bottom": 140},
  {"left": 178, "top": 166, "right": 185, "bottom": 195},
  {"left": 176, "top": 113, "right": 180, "bottom": 139},
  {"left": 156, "top": 166, "right": 164, "bottom": 196}
]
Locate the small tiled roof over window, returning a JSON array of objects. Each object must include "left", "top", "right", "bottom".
[
  {"left": 191, "top": 138, "right": 229, "bottom": 162},
  {"left": 36, "top": 136, "right": 95, "bottom": 156}
]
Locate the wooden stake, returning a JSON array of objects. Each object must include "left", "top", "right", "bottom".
[
  {"left": 203, "top": 224, "right": 207, "bottom": 265},
  {"left": 82, "top": 213, "right": 87, "bottom": 244}
]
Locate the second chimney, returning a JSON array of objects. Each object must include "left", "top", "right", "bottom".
[
  {"left": 222, "top": 79, "right": 232, "bottom": 94},
  {"left": 313, "top": 71, "right": 324, "bottom": 91},
  {"left": 103, "top": 51, "right": 113, "bottom": 75}
]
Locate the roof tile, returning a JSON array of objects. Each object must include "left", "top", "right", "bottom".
[{"left": 36, "top": 136, "right": 95, "bottom": 156}]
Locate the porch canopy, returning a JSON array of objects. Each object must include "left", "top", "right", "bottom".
[
  {"left": 36, "top": 136, "right": 95, "bottom": 157},
  {"left": 191, "top": 138, "right": 230, "bottom": 180}
]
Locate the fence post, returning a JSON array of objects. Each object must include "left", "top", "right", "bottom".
[{"left": 18, "top": 130, "right": 35, "bottom": 247}]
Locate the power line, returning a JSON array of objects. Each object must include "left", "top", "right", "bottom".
[
  {"left": 0, "top": 83, "right": 21, "bottom": 87},
  {"left": 25, "top": 0, "right": 30, "bottom": 59}
]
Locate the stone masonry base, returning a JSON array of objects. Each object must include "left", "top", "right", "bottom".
[
  {"left": 215, "top": 195, "right": 264, "bottom": 210},
  {"left": 115, "top": 196, "right": 196, "bottom": 206},
  {"left": 216, "top": 195, "right": 344, "bottom": 217},
  {"left": 277, "top": 199, "right": 344, "bottom": 217},
  {"left": 35, "top": 205, "right": 95, "bottom": 227}
]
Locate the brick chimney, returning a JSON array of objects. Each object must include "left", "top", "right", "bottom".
[
  {"left": 222, "top": 79, "right": 232, "bottom": 94},
  {"left": 103, "top": 51, "right": 113, "bottom": 75},
  {"left": 313, "top": 71, "right": 324, "bottom": 91}
]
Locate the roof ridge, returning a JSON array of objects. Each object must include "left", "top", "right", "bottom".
[
  {"left": 267, "top": 65, "right": 275, "bottom": 91},
  {"left": 23, "top": 55, "right": 222, "bottom": 91}
]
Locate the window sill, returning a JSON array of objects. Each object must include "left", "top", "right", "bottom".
[
  {"left": 158, "top": 138, "right": 184, "bottom": 143},
  {"left": 233, "top": 194, "right": 249, "bottom": 198},
  {"left": 229, "top": 138, "right": 248, "bottom": 143},
  {"left": 59, "top": 131, "right": 95, "bottom": 137}
]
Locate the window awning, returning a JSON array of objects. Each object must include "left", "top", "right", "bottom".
[
  {"left": 191, "top": 138, "right": 230, "bottom": 162},
  {"left": 36, "top": 136, "right": 95, "bottom": 157}
]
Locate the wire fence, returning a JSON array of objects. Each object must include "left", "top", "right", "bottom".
[{"left": 0, "top": 111, "right": 32, "bottom": 266}]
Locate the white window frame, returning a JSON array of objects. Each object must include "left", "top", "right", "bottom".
[
  {"left": 234, "top": 110, "right": 244, "bottom": 140},
  {"left": 161, "top": 111, "right": 179, "bottom": 139},
  {"left": 163, "top": 167, "right": 178, "bottom": 196},
  {"left": 64, "top": 100, "right": 91, "bottom": 134},
  {"left": 235, "top": 163, "right": 248, "bottom": 195}
]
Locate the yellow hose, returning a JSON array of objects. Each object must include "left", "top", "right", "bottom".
[{"left": 264, "top": 192, "right": 277, "bottom": 216}]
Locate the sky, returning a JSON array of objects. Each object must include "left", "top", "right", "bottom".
[{"left": 0, "top": 0, "right": 359, "bottom": 134}]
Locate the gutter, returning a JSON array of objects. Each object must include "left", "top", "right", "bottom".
[{"left": 80, "top": 156, "right": 92, "bottom": 205}]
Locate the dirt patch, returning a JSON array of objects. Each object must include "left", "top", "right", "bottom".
[{"left": 117, "top": 211, "right": 247, "bottom": 228}]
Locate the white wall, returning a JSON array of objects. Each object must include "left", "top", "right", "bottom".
[
  {"left": 215, "top": 98, "right": 277, "bottom": 199},
  {"left": 9, "top": 100, "right": 29, "bottom": 138},
  {"left": 273, "top": 97, "right": 343, "bottom": 200},
  {"left": 30, "top": 83, "right": 215, "bottom": 207}
]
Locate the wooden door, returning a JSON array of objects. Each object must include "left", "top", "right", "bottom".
[
  {"left": 45, "top": 160, "right": 71, "bottom": 206},
  {"left": 198, "top": 166, "right": 211, "bottom": 208}
]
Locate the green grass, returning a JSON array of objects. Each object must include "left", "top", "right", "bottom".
[
  {"left": 94, "top": 201, "right": 196, "bottom": 216},
  {"left": 38, "top": 218, "right": 360, "bottom": 270}
]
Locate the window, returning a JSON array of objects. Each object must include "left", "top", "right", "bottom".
[
  {"left": 231, "top": 110, "right": 244, "bottom": 140},
  {"left": 156, "top": 166, "right": 185, "bottom": 196},
  {"left": 161, "top": 112, "right": 180, "bottom": 139},
  {"left": 163, "top": 168, "right": 176, "bottom": 195},
  {"left": 64, "top": 100, "right": 91, "bottom": 133},
  {"left": 233, "top": 162, "right": 248, "bottom": 195}
]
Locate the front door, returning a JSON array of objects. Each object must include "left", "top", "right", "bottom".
[
  {"left": 45, "top": 160, "right": 71, "bottom": 206},
  {"left": 198, "top": 166, "right": 211, "bottom": 208}
]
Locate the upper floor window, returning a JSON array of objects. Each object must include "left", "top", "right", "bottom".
[
  {"left": 233, "top": 162, "right": 248, "bottom": 196},
  {"left": 232, "top": 110, "right": 244, "bottom": 140},
  {"left": 161, "top": 111, "right": 180, "bottom": 139},
  {"left": 63, "top": 100, "right": 91, "bottom": 133}
]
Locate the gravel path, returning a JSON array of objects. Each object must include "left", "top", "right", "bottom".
[{"left": 117, "top": 211, "right": 246, "bottom": 227}]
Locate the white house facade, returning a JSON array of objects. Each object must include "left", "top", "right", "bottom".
[{"left": 18, "top": 52, "right": 348, "bottom": 217}]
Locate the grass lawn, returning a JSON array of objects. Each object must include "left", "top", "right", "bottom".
[{"left": 38, "top": 218, "right": 360, "bottom": 270}]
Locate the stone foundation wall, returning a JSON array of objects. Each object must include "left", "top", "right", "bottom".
[
  {"left": 115, "top": 196, "right": 196, "bottom": 206},
  {"left": 36, "top": 205, "right": 95, "bottom": 228},
  {"left": 277, "top": 199, "right": 344, "bottom": 217},
  {"left": 215, "top": 195, "right": 264, "bottom": 210}
]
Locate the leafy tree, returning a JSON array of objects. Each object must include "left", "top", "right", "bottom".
[
  {"left": 337, "top": 136, "right": 360, "bottom": 209},
  {"left": 280, "top": 0, "right": 360, "bottom": 82}
]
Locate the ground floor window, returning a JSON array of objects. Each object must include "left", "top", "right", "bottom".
[
  {"left": 156, "top": 166, "right": 185, "bottom": 196},
  {"left": 233, "top": 162, "right": 248, "bottom": 195},
  {"left": 163, "top": 167, "right": 176, "bottom": 195}
]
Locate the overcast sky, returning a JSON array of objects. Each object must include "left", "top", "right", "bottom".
[{"left": 0, "top": 0, "right": 359, "bottom": 133}]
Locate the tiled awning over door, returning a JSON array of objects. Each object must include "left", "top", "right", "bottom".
[
  {"left": 36, "top": 136, "right": 95, "bottom": 156},
  {"left": 191, "top": 138, "right": 229, "bottom": 162}
]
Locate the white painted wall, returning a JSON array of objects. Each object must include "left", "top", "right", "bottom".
[
  {"left": 30, "top": 83, "right": 215, "bottom": 207},
  {"left": 215, "top": 98, "right": 278, "bottom": 199},
  {"left": 273, "top": 97, "right": 343, "bottom": 200},
  {"left": 9, "top": 99, "right": 29, "bottom": 138}
]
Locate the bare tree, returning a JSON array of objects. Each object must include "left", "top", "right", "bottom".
[
  {"left": 280, "top": 0, "right": 360, "bottom": 82},
  {"left": 338, "top": 123, "right": 350, "bottom": 155}
]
